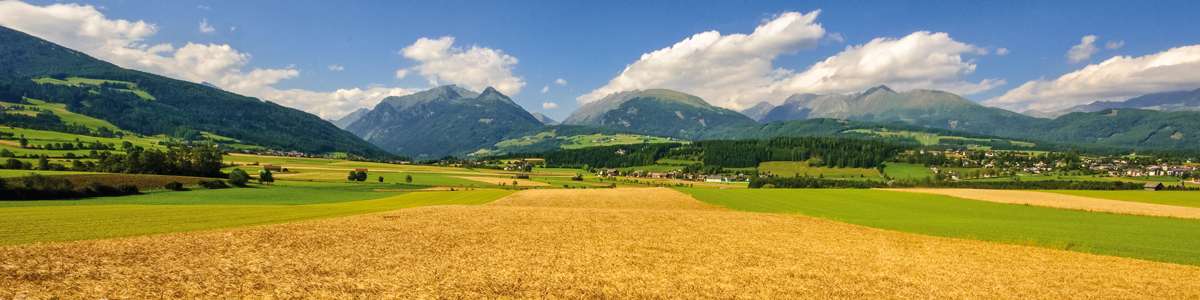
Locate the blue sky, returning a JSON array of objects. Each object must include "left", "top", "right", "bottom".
[{"left": 8, "top": 0, "right": 1200, "bottom": 119}]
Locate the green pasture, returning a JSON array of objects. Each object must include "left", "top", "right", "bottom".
[
  {"left": 680, "top": 188, "right": 1200, "bottom": 266},
  {"left": 0, "top": 183, "right": 511, "bottom": 245},
  {"left": 881, "top": 163, "right": 932, "bottom": 179}
]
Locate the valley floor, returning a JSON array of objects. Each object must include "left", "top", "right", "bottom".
[{"left": 2, "top": 188, "right": 1199, "bottom": 298}]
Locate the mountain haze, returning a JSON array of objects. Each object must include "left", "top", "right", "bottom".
[
  {"left": 1050, "top": 88, "right": 1200, "bottom": 117},
  {"left": 332, "top": 108, "right": 370, "bottom": 129},
  {"left": 345, "top": 85, "right": 545, "bottom": 158},
  {"left": 751, "top": 86, "right": 1039, "bottom": 134},
  {"left": 563, "top": 89, "right": 757, "bottom": 139},
  {"left": 531, "top": 112, "right": 559, "bottom": 125}
]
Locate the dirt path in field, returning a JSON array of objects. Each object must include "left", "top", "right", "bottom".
[
  {"left": 2, "top": 188, "right": 1199, "bottom": 298},
  {"left": 884, "top": 188, "right": 1200, "bottom": 219},
  {"left": 489, "top": 187, "right": 720, "bottom": 210}
]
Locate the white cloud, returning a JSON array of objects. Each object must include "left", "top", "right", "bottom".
[
  {"left": 393, "top": 69, "right": 408, "bottom": 79},
  {"left": 1067, "top": 35, "right": 1098, "bottom": 63},
  {"left": 826, "top": 32, "right": 845, "bottom": 44},
  {"left": 580, "top": 12, "right": 998, "bottom": 110},
  {"left": 540, "top": 85, "right": 549, "bottom": 94},
  {"left": 771, "top": 31, "right": 1002, "bottom": 101},
  {"left": 328, "top": 64, "right": 344, "bottom": 72},
  {"left": 265, "top": 86, "right": 418, "bottom": 120},
  {"left": 554, "top": 78, "right": 567, "bottom": 86},
  {"left": 1106, "top": 40, "right": 1125, "bottom": 50},
  {"left": 541, "top": 102, "right": 559, "bottom": 110},
  {"left": 986, "top": 45, "right": 1200, "bottom": 112},
  {"left": 996, "top": 47, "right": 1010, "bottom": 56},
  {"left": 196, "top": 4, "right": 211, "bottom": 11},
  {"left": 0, "top": 1, "right": 414, "bottom": 118},
  {"left": 198, "top": 18, "right": 215, "bottom": 34},
  {"left": 579, "top": 11, "right": 827, "bottom": 108},
  {"left": 400, "top": 36, "right": 525, "bottom": 95}
]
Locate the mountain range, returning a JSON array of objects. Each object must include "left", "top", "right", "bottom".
[
  {"left": 1046, "top": 88, "right": 1200, "bottom": 117},
  {"left": 4, "top": 24, "right": 1200, "bottom": 159},
  {"left": 343, "top": 85, "right": 545, "bottom": 158},
  {"left": 743, "top": 85, "right": 1037, "bottom": 135}
]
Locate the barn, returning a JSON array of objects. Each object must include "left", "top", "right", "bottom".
[{"left": 1144, "top": 182, "right": 1165, "bottom": 191}]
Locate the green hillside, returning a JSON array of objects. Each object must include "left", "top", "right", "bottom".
[{"left": 0, "top": 25, "right": 392, "bottom": 159}]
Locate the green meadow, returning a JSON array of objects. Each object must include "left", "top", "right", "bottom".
[
  {"left": 0, "top": 182, "right": 511, "bottom": 245},
  {"left": 680, "top": 188, "right": 1200, "bottom": 266}
]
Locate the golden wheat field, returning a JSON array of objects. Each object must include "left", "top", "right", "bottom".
[
  {"left": 2, "top": 188, "right": 1199, "bottom": 298},
  {"left": 886, "top": 188, "right": 1200, "bottom": 219}
]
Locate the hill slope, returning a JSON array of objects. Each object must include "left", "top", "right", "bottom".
[
  {"left": 345, "top": 85, "right": 545, "bottom": 158},
  {"left": 562, "top": 89, "right": 757, "bottom": 139},
  {"left": 0, "top": 26, "right": 391, "bottom": 158}
]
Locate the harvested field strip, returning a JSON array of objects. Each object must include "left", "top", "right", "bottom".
[
  {"left": 456, "top": 176, "right": 551, "bottom": 187},
  {"left": 887, "top": 188, "right": 1200, "bottom": 219},
  {"left": 489, "top": 188, "right": 718, "bottom": 210},
  {"left": 1046, "top": 190, "right": 1200, "bottom": 208},
  {"left": 0, "top": 189, "right": 511, "bottom": 245},
  {"left": 681, "top": 188, "right": 1200, "bottom": 266},
  {"left": 1, "top": 189, "right": 1197, "bottom": 298}
]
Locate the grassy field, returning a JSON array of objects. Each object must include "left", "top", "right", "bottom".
[
  {"left": 3, "top": 188, "right": 1198, "bottom": 298},
  {"left": 1047, "top": 190, "right": 1200, "bottom": 208},
  {"left": 0, "top": 182, "right": 511, "bottom": 245},
  {"left": 33, "top": 76, "right": 155, "bottom": 100},
  {"left": 758, "top": 161, "right": 882, "bottom": 180},
  {"left": 844, "top": 128, "right": 1037, "bottom": 148},
  {"left": 882, "top": 162, "right": 932, "bottom": 179},
  {"left": 680, "top": 188, "right": 1200, "bottom": 266}
]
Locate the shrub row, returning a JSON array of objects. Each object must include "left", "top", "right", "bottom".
[{"left": 0, "top": 174, "right": 138, "bottom": 200}]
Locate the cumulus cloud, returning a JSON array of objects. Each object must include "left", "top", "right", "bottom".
[
  {"left": 1106, "top": 40, "right": 1125, "bottom": 50},
  {"left": 541, "top": 102, "right": 559, "bottom": 110},
  {"left": 996, "top": 47, "right": 1010, "bottom": 56},
  {"left": 580, "top": 12, "right": 999, "bottom": 110},
  {"left": 1067, "top": 35, "right": 1098, "bottom": 63},
  {"left": 328, "top": 64, "right": 344, "bottom": 72},
  {"left": 579, "top": 11, "right": 827, "bottom": 108},
  {"left": 771, "top": 31, "right": 1002, "bottom": 101},
  {"left": 393, "top": 69, "right": 408, "bottom": 79},
  {"left": 198, "top": 18, "right": 215, "bottom": 34},
  {"left": 554, "top": 78, "right": 567, "bottom": 86},
  {"left": 400, "top": 36, "right": 525, "bottom": 95},
  {"left": 0, "top": 1, "right": 414, "bottom": 118},
  {"left": 986, "top": 45, "right": 1200, "bottom": 112},
  {"left": 540, "top": 85, "right": 549, "bottom": 94}
]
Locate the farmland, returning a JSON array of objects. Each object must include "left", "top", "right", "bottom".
[
  {"left": 681, "top": 188, "right": 1200, "bottom": 265},
  {"left": 0, "top": 181, "right": 511, "bottom": 245},
  {"left": 1046, "top": 190, "right": 1200, "bottom": 208},
  {"left": 2, "top": 188, "right": 1199, "bottom": 298}
]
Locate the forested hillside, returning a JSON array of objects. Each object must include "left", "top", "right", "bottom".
[
  {"left": 528, "top": 137, "right": 907, "bottom": 169},
  {"left": 0, "top": 26, "right": 392, "bottom": 158}
]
